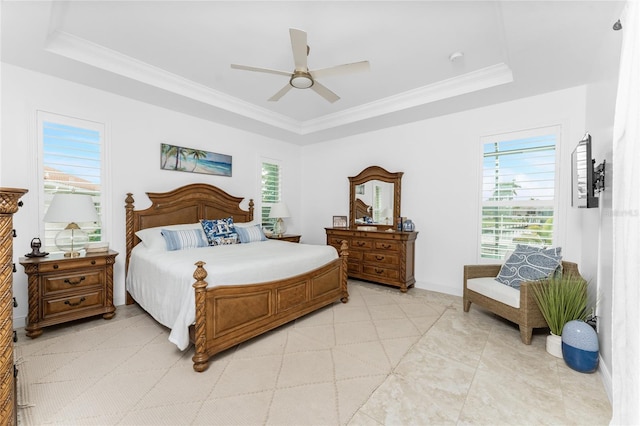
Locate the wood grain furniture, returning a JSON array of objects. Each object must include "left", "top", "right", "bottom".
[
  {"left": 326, "top": 228, "right": 417, "bottom": 292},
  {"left": 463, "top": 261, "right": 584, "bottom": 344},
  {"left": 19, "top": 250, "right": 117, "bottom": 338},
  {"left": 349, "top": 166, "right": 402, "bottom": 230},
  {"left": 266, "top": 234, "right": 301, "bottom": 243},
  {"left": 1, "top": 187, "right": 27, "bottom": 426},
  {"left": 125, "top": 183, "right": 348, "bottom": 372}
]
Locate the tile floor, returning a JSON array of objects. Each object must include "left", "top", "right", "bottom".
[{"left": 14, "top": 280, "right": 612, "bottom": 425}]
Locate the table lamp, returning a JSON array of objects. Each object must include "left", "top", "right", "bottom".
[
  {"left": 43, "top": 194, "right": 99, "bottom": 257},
  {"left": 268, "top": 202, "right": 290, "bottom": 237}
]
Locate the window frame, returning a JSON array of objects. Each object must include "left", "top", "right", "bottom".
[
  {"left": 477, "top": 126, "right": 561, "bottom": 262},
  {"left": 37, "top": 111, "right": 108, "bottom": 252},
  {"left": 260, "top": 158, "right": 282, "bottom": 231}
]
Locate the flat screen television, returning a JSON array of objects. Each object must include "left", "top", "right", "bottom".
[{"left": 571, "top": 133, "right": 599, "bottom": 208}]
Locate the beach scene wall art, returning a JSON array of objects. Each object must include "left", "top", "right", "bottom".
[{"left": 161, "top": 143, "right": 232, "bottom": 177}]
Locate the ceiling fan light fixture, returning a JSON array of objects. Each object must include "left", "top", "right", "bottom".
[{"left": 290, "top": 71, "right": 314, "bottom": 89}]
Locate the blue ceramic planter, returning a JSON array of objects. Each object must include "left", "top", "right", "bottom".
[{"left": 562, "top": 320, "right": 599, "bottom": 373}]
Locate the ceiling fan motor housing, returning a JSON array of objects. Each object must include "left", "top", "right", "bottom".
[{"left": 290, "top": 70, "right": 314, "bottom": 89}]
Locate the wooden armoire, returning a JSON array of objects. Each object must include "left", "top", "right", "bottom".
[{"left": 0, "top": 188, "right": 27, "bottom": 425}]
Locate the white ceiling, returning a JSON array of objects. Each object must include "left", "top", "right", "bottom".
[{"left": 1, "top": 1, "right": 625, "bottom": 145}]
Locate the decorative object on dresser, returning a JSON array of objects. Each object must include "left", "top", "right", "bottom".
[
  {"left": 266, "top": 234, "right": 301, "bottom": 243},
  {"left": 326, "top": 165, "right": 418, "bottom": 292},
  {"left": 268, "top": 202, "right": 290, "bottom": 237},
  {"left": 1, "top": 187, "right": 27, "bottom": 426},
  {"left": 332, "top": 216, "right": 347, "bottom": 228},
  {"left": 125, "top": 183, "right": 348, "bottom": 372},
  {"left": 42, "top": 193, "right": 100, "bottom": 258},
  {"left": 19, "top": 250, "right": 118, "bottom": 338},
  {"left": 25, "top": 237, "right": 48, "bottom": 258}
]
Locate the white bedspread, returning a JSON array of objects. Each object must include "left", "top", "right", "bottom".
[{"left": 125, "top": 240, "right": 339, "bottom": 350}]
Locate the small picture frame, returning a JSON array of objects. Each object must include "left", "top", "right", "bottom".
[{"left": 332, "top": 215, "right": 348, "bottom": 228}]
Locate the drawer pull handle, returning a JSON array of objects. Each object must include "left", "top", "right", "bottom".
[
  {"left": 64, "top": 276, "right": 86, "bottom": 285},
  {"left": 375, "top": 268, "right": 384, "bottom": 274},
  {"left": 91, "top": 260, "right": 96, "bottom": 265},
  {"left": 64, "top": 297, "right": 86, "bottom": 307},
  {"left": 375, "top": 255, "right": 385, "bottom": 261},
  {"left": 381, "top": 244, "right": 392, "bottom": 249},
  {"left": 356, "top": 241, "right": 366, "bottom": 247},
  {"left": 53, "top": 264, "right": 59, "bottom": 269}
]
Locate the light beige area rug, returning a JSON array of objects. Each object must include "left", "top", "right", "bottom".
[{"left": 15, "top": 281, "right": 451, "bottom": 425}]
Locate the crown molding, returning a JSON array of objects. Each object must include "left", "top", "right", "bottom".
[{"left": 44, "top": 30, "right": 512, "bottom": 138}]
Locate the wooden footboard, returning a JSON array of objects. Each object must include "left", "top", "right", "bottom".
[{"left": 190, "top": 241, "right": 349, "bottom": 372}]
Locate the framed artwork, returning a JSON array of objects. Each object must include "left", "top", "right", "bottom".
[
  {"left": 332, "top": 215, "right": 348, "bottom": 228},
  {"left": 160, "top": 143, "right": 232, "bottom": 177}
]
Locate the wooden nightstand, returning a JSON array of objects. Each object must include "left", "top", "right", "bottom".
[
  {"left": 19, "top": 250, "right": 118, "bottom": 338},
  {"left": 267, "top": 234, "right": 301, "bottom": 243}
]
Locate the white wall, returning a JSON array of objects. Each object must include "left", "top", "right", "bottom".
[
  {"left": 1, "top": 64, "right": 302, "bottom": 327},
  {"left": 301, "top": 86, "right": 588, "bottom": 297}
]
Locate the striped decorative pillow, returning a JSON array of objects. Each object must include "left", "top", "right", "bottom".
[
  {"left": 161, "top": 228, "right": 208, "bottom": 251},
  {"left": 236, "top": 224, "right": 267, "bottom": 244}
]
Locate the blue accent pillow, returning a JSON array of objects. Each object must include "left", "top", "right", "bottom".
[
  {"left": 495, "top": 245, "right": 562, "bottom": 289},
  {"left": 236, "top": 224, "right": 267, "bottom": 244},
  {"left": 161, "top": 228, "right": 208, "bottom": 251},
  {"left": 200, "top": 217, "right": 238, "bottom": 246}
]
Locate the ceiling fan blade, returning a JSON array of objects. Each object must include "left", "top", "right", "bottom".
[
  {"left": 268, "top": 84, "right": 293, "bottom": 102},
  {"left": 289, "top": 28, "right": 308, "bottom": 71},
  {"left": 311, "top": 61, "right": 370, "bottom": 79},
  {"left": 231, "top": 64, "right": 291, "bottom": 77},
  {"left": 311, "top": 81, "right": 340, "bottom": 103}
]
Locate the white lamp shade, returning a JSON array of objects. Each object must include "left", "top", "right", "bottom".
[
  {"left": 268, "top": 203, "right": 290, "bottom": 219},
  {"left": 44, "top": 194, "right": 100, "bottom": 224}
]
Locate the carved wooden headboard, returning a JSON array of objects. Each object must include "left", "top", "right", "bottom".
[
  {"left": 354, "top": 198, "right": 371, "bottom": 220},
  {"left": 125, "top": 183, "right": 254, "bottom": 273}
]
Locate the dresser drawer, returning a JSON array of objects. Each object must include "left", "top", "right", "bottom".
[
  {"left": 43, "top": 270, "right": 103, "bottom": 294},
  {"left": 43, "top": 290, "right": 104, "bottom": 317},
  {"left": 362, "top": 265, "right": 399, "bottom": 280},
  {"left": 351, "top": 239, "right": 372, "bottom": 249},
  {"left": 374, "top": 241, "right": 400, "bottom": 251},
  {"left": 327, "top": 236, "right": 348, "bottom": 247},
  {"left": 363, "top": 252, "right": 398, "bottom": 266},
  {"left": 37, "top": 257, "right": 107, "bottom": 273}
]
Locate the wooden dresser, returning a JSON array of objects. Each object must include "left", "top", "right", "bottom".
[
  {"left": 0, "top": 187, "right": 27, "bottom": 426},
  {"left": 19, "top": 250, "right": 117, "bottom": 338},
  {"left": 326, "top": 228, "right": 417, "bottom": 292}
]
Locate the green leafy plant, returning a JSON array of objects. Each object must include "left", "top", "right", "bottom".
[{"left": 531, "top": 273, "right": 588, "bottom": 336}]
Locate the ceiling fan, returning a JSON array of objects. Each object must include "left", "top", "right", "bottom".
[{"left": 231, "top": 28, "right": 370, "bottom": 103}]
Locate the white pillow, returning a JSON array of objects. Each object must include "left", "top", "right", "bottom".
[
  {"left": 234, "top": 220, "right": 261, "bottom": 228},
  {"left": 135, "top": 223, "right": 205, "bottom": 251}
]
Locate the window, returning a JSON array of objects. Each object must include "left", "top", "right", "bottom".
[
  {"left": 480, "top": 127, "right": 558, "bottom": 260},
  {"left": 38, "top": 112, "right": 104, "bottom": 251},
  {"left": 261, "top": 160, "right": 281, "bottom": 230}
]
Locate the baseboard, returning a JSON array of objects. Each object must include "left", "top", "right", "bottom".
[
  {"left": 598, "top": 354, "right": 613, "bottom": 404},
  {"left": 414, "top": 280, "right": 462, "bottom": 297}
]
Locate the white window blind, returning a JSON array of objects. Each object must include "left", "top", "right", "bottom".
[
  {"left": 261, "top": 160, "right": 281, "bottom": 229},
  {"left": 480, "top": 128, "right": 558, "bottom": 260},
  {"left": 39, "top": 113, "right": 104, "bottom": 251}
]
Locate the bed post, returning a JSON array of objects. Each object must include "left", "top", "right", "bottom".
[
  {"left": 192, "top": 261, "right": 209, "bottom": 372},
  {"left": 339, "top": 240, "right": 349, "bottom": 303},
  {"left": 124, "top": 193, "right": 135, "bottom": 305}
]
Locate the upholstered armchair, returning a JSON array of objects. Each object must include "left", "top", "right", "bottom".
[{"left": 463, "top": 261, "right": 582, "bottom": 344}]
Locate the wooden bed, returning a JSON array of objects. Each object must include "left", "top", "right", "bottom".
[{"left": 125, "top": 183, "right": 349, "bottom": 372}]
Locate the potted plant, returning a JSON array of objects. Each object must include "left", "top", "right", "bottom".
[{"left": 531, "top": 273, "right": 588, "bottom": 358}]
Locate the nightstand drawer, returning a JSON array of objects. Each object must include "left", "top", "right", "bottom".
[
  {"left": 43, "top": 270, "right": 103, "bottom": 294},
  {"left": 43, "top": 290, "right": 104, "bottom": 317},
  {"left": 37, "top": 257, "right": 107, "bottom": 273}
]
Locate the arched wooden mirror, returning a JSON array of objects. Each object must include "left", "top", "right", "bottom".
[{"left": 349, "top": 166, "right": 402, "bottom": 229}]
